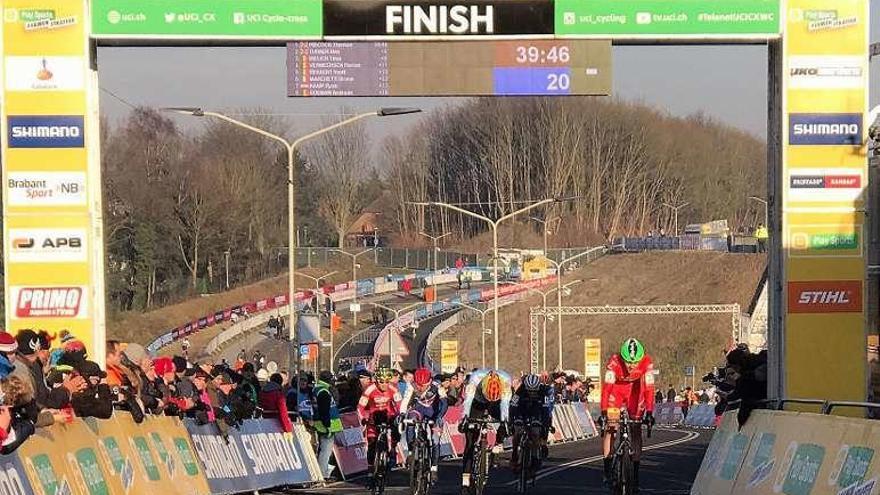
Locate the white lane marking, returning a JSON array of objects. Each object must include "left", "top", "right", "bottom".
[{"left": 503, "top": 429, "right": 701, "bottom": 487}]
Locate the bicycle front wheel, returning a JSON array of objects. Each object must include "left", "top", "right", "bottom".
[
  {"left": 618, "top": 453, "right": 635, "bottom": 495},
  {"left": 474, "top": 443, "right": 490, "bottom": 495},
  {"left": 408, "top": 444, "right": 421, "bottom": 494},
  {"left": 518, "top": 444, "right": 531, "bottom": 494},
  {"left": 373, "top": 448, "right": 388, "bottom": 495}
]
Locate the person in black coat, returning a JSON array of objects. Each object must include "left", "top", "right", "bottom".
[{"left": 70, "top": 360, "right": 114, "bottom": 420}]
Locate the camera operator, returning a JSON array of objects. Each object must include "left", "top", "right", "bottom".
[{"left": 703, "top": 344, "right": 767, "bottom": 427}]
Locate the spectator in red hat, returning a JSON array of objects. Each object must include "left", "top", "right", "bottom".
[
  {"left": 0, "top": 332, "right": 17, "bottom": 379},
  {"left": 155, "top": 357, "right": 192, "bottom": 416}
]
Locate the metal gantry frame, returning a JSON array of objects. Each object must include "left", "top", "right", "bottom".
[{"left": 528, "top": 304, "right": 742, "bottom": 374}]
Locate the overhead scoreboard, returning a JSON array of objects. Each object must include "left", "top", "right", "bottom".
[{"left": 286, "top": 40, "right": 611, "bottom": 97}]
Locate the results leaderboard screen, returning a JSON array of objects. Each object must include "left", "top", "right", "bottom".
[{"left": 286, "top": 40, "right": 611, "bottom": 97}]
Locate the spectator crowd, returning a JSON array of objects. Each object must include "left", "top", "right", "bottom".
[
  {"left": 0, "top": 328, "right": 312, "bottom": 458},
  {"left": 0, "top": 325, "right": 601, "bottom": 482}
]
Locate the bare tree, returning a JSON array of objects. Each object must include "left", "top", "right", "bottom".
[{"left": 307, "top": 119, "right": 371, "bottom": 248}]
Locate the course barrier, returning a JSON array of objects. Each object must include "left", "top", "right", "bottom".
[
  {"left": 683, "top": 404, "right": 717, "bottom": 428},
  {"left": 0, "top": 414, "right": 323, "bottom": 495},
  {"left": 330, "top": 402, "right": 598, "bottom": 477},
  {"left": 692, "top": 408, "right": 880, "bottom": 495},
  {"left": 655, "top": 402, "right": 685, "bottom": 425}
]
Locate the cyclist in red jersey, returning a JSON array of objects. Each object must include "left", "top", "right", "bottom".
[
  {"left": 598, "top": 338, "right": 656, "bottom": 489},
  {"left": 358, "top": 367, "right": 402, "bottom": 487}
]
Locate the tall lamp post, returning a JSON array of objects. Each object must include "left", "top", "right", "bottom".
[
  {"left": 420, "top": 231, "right": 453, "bottom": 273},
  {"left": 506, "top": 279, "right": 582, "bottom": 371},
  {"left": 295, "top": 270, "right": 339, "bottom": 371},
  {"left": 411, "top": 198, "right": 558, "bottom": 368},
  {"left": 529, "top": 216, "right": 561, "bottom": 254},
  {"left": 164, "top": 106, "right": 420, "bottom": 386},
  {"left": 452, "top": 301, "right": 501, "bottom": 368},
  {"left": 749, "top": 196, "right": 768, "bottom": 227},
  {"left": 333, "top": 248, "right": 375, "bottom": 337},
  {"left": 420, "top": 231, "right": 452, "bottom": 292},
  {"left": 369, "top": 301, "right": 424, "bottom": 367},
  {"left": 662, "top": 202, "right": 690, "bottom": 235}
]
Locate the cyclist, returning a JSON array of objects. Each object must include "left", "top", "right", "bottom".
[
  {"left": 400, "top": 367, "right": 448, "bottom": 483},
  {"left": 510, "top": 374, "right": 554, "bottom": 470},
  {"left": 459, "top": 368, "right": 512, "bottom": 492},
  {"left": 599, "top": 338, "right": 656, "bottom": 490},
  {"left": 357, "top": 367, "right": 402, "bottom": 487}
]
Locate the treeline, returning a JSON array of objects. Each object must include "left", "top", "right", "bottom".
[
  {"left": 101, "top": 108, "right": 381, "bottom": 313},
  {"left": 99, "top": 98, "right": 764, "bottom": 314},
  {"left": 384, "top": 98, "right": 766, "bottom": 244}
]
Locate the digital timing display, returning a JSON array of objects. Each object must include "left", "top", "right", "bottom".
[{"left": 286, "top": 40, "right": 611, "bottom": 97}]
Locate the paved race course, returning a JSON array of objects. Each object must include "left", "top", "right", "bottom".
[{"left": 278, "top": 427, "right": 709, "bottom": 495}]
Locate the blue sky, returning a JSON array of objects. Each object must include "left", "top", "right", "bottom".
[{"left": 96, "top": 5, "right": 880, "bottom": 142}]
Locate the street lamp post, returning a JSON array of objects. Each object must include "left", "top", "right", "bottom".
[
  {"left": 164, "top": 106, "right": 420, "bottom": 387},
  {"left": 223, "top": 250, "right": 230, "bottom": 290},
  {"left": 452, "top": 301, "right": 501, "bottom": 368},
  {"left": 749, "top": 196, "right": 768, "bottom": 227},
  {"left": 411, "top": 199, "right": 557, "bottom": 369},
  {"left": 333, "top": 248, "right": 375, "bottom": 343},
  {"left": 529, "top": 216, "right": 560, "bottom": 254},
  {"left": 369, "top": 301, "right": 424, "bottom": 367},
  {"left": 506, "top": 279, "right": 582, "bottom": 371},
  {"left": 420, "top": 231, "right": 452, "bottom": 292},
  {"left": 662, "top": 202, "right": 690, "bottom": 236},
  {"left": 420, "top": 231, "right": 453, "bottom": 273},
  {"left": 295, "top": 270, "right": 339, "bottom": 371}
]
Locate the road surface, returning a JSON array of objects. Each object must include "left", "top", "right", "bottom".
[{"left": 273, "top": 426, "right": 708, "bottom": 494}]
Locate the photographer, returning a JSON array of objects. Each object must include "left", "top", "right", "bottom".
[{"left": 703, "top": 344, "right": 767, "bottom": 427}]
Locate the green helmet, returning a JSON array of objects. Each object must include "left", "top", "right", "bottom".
[
  {"left": 620, "top": 338, "right": 645, "bottom": 363},
  {"left": 374, "top": 367, "right": 393, "bottom": 382}
]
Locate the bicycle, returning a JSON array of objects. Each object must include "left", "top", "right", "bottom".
[
  {"left": 461, "top": 417, "right": 499, "bottom": 495},
  {"left": 403, "top": 418, "right": 435, "bottom": 495},
  {"left": 601, "top": 408, "right": 652, "bottom": 495},
  {"left": 370, "top": 421, "right": 395, "bottom": 495},
  {"left": 513, "top": 419, "right": 544, "bottom": 494}
]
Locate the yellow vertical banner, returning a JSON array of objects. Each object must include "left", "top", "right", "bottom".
[
  {"left": 1, "top": 0, "right": 105, "bottom": 362},
  {"left": 782, "top": 0, "right": 869, "bottom": 404},
  {"left": 584, "top": 338, "right": 601, "bottom": 402},
  {"left": 441, "top": 340, "right": 458, "bottom": 373}
]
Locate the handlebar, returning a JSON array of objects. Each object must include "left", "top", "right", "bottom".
[
  {"left": 402, "top": 418, "right": 435, "bottom": 426},
  {"left": 466, "top": 417, "right": 501, "bottom": 425}
]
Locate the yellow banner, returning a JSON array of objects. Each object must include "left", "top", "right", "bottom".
[
  {"left": 782, "top": 0, "right": 869, "bottom": 405},
  {"left": 583, "top": 339, "right": 601, "bottom": 402},
  {"left": 15, "top": 415, "right": 212, "bottom": 495},
  {"left": 441, "top": 340, "right": 458, "bottom": 374},
  {"left": 2, "top": 0, "right": 103, "bottom": 361}
]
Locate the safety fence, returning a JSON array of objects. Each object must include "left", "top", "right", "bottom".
[
  {"left": 0, "top": 414, "right": 323, "bottom": 495},
  {"left": 331, "top": 402, "right": 599, "bottom": 479},
  {"left": 683, "top": 404, "right": 718, "bottom": 428},
  {"left": 612, "top": 235, "right": 733, "bottom": 253},
  {"left": 692, "top": 400, "right": 880, "bottom": 495},
  {"left": 653, "top": 402, "right": 718, "bottom": 428},
  {"left": 655, "top": 402, "right": 686, "bottom": 426}
]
